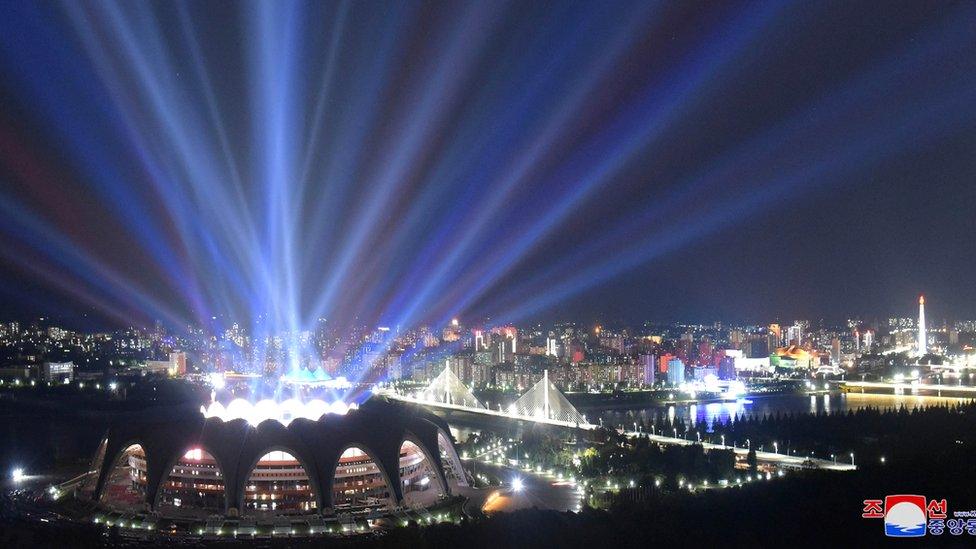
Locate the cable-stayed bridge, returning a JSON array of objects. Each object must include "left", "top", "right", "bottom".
[
  {"left": 383, "top": 370, "right": 856, "bottom": 471},
  {"left": 383, "top": 369, "right": 595, "bottom": 430}
]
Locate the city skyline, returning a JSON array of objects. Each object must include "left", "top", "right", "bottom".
[
  {"left": 0, "top": 288, "right": 962, "bottom": 386},
  {"left": 0, "top": 292, "right": 962, "bottom": 334}
]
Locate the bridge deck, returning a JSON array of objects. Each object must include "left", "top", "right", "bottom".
[
  {"left": 384, "top": 392, "right": 855, "bottom": 471},
  {"left": 383, "top": 393, "right": 597, "bottom": 430}
]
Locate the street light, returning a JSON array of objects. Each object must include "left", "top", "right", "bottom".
[
  {"left": 850, "top": 452, "right": 855, "bottom": 466},
  {"left": 511, "top": 478, "right": 524, "bottom": 492},
  {"left": 773, "top": 442, "right": 779, "bottom": 455},
  {"left": 721, "top": 435, "right": 725, "bottom": 447}
]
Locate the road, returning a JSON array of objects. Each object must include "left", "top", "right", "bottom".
[
  {"left": 465, "top": 461, "right": 582, "bottom": 513},
  {"left": 629, "top": 431, "right": 857, "bottom": 471}
]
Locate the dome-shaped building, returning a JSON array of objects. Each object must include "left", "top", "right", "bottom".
[{"left": 84, "top": 398, "right": 467, "bottom": 518}]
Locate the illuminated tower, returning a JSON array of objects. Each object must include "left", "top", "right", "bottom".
[
  {"left": 546, "top": 333, "right": 558, "bottom": 357},
  {"left": 917, "top": 295, "right": 927, "bottom": 356}
]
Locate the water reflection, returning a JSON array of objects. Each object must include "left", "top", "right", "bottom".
[
  {"left": 595, "top": 392, "right": 970, "bottom": 432},
  {"left": 447, "top": 393, "right": 970, "bottom": 441}
]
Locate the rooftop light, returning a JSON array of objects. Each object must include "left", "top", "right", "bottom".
[{"left": 200, "top": 398, "right": 357, "bottom": 425}]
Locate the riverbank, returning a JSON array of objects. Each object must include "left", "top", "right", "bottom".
[{"left": 841, "top": 381, "right": 976, "bottom": 399}]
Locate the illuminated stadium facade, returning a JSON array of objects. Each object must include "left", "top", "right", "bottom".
[{"left": 84, "top": 398, "right": 467, "bottom": 518}]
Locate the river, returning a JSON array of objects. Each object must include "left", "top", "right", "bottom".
[
  {"left": 447, "top": 391, "right": 972, "bottom": 442},
  {"left": 593, "top": 391, "right": 973, "bottom": 431}
]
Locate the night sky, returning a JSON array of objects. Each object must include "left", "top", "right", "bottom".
[{"left": 0, "top": 1, "right": 974, "bottom": 332}]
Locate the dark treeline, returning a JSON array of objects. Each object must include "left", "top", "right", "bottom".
[{"left": 579, "top": 437, "right": 736, "bottom": 484}]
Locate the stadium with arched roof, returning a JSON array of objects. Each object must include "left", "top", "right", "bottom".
[{"left": 85, "top": 398, "right": 468, "bottom": 519}]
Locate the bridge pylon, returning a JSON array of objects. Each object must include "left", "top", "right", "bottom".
[
  {"left": 419, "top": 366, "right": 485, "bottom": 409},
  {"left": 511, "top": 369, "right": 586, "bottom": 425}
]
